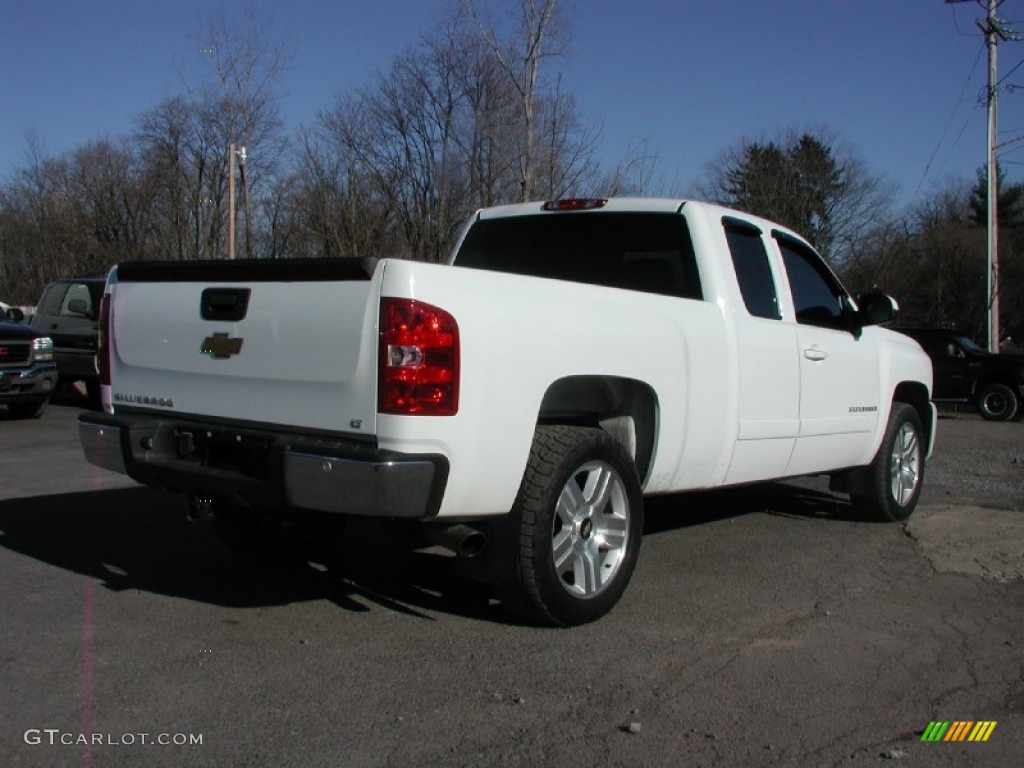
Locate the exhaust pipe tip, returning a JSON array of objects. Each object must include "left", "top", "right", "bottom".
[{"left": 427, "top": 523, "right": 487, "bottom": 559}]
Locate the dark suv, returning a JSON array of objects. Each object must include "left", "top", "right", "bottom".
[
  {"left": 30, "top": 276, "right": 106, "bottom": 400},
  {"left": 897, "top": 328, "right": 1024, "bottom": 421}
]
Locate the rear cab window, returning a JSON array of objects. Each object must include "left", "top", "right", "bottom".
[
  {"left": 723, "top": 218, "right": 780, "bottom": 320},
  {"left": 455, "top": 212, "right": 703, "bottom": 300}
]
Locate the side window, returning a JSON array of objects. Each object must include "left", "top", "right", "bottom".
[
  {"left": 724, "top": 219, "right": 780, "bottom": 320},
  {"left": 775, "top": 234, "right": 847, "bottom": 329},
  {"left": 60, "top": 283, "right": 95, "bottom": 318},
  {"left": 36, "top": 283, "right": 67, "bottom": 317}
]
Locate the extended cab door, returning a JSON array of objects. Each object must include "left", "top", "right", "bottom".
[
  {"left": 917, "top": 334, "right": 976, "bottom": 400},
  {"left": 774, "top": 234, "right": 881, "bottom": 476},
  {"left": 30, "top": 279, "right": 102, "bottom": 381},
  {"left": 721, "top": 218, "right": 799, "bottom": 485}
]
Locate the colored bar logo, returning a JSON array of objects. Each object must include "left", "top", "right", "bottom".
[{"left": 921, "top": 721, "right": 997, "bottom": 742}]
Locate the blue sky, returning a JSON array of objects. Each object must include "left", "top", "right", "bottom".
[{"left": 3, "top": 0, "right": 1023, "bottom": 208}]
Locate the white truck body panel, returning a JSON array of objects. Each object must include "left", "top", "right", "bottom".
[{"left": 376, "top": 258, "right": 731, "bottom": 517}]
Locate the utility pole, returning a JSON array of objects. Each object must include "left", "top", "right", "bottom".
[
  {"left": 226, "top": 144, "right": 249, "bottom": 260},
  {"left": 946, "top": 0, "right": 1007, "bottom": 351},
  {"left": 981, "top": 0, "right": 1003, "bottom": 352}
]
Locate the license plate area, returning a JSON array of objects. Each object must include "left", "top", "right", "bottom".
[{"left": 173, "top": 427, "right": 275, "bottom": 478}]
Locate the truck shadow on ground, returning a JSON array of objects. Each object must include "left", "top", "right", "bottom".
[
  {"left": 644, "top": 480, "right": 863, "bottom": 532},
  {"left": 0, "top": 481, "right": 857, "bottom": 624}
]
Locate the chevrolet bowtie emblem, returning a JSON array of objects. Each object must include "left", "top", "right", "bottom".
[{"left": 201, "top": 333, "right": 243, "bottom": 359}]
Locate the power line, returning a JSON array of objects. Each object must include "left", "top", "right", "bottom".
[
  {"left": 996, "top": 55, "right": 1024, "bottom": 85},
  {"left": 914, "top": 40, "right": 985, "bottom": 197}
]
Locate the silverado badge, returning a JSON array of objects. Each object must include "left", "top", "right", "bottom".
[{"left": 201, "top": 333, "right": 243, "bottom": 359}]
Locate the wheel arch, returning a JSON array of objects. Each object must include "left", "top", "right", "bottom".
[
  {"left": 972, "top": 373, "right": 1016, "bottom": 395},
  {"left": 537, "top": 375, "right": 658, "bottom": 487},
  {"left": 893, "top": 380, "right": 934, "bottom": 454}
]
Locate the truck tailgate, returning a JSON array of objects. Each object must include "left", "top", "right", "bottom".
[{"left": 108, "top": 259, "right": 381, "bottom": 435}]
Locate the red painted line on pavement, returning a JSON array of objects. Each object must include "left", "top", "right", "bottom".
[
  {"left": 80, "top": 464, "right": 105, "bottom": 768},
  {"left": 80, "top": 576, "right": 95, "bottom": 768}
]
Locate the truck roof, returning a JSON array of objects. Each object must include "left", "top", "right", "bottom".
[
  {"left": 475, "top": 197, "right": 688, "bottom": 218},
  {"left": 471, "top": 197, "right": 815, "bottom": 251}
]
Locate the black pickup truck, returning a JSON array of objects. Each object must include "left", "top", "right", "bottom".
[
  {"left": 29, "top": 275, "right": 105, "bottom": 401},
  {"left": 898, "top": 328, "right": 1024, "bottom": 421}
]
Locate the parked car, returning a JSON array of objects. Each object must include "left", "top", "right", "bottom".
[
  {"left": 0, "top": 317, "right": 58, "bottom": 418},
  {"left": 896, "top": 327, "right": 1024, "bottom": 421},
  {"left": 29, "top": 276, "right": 106, "bottom": 401}
]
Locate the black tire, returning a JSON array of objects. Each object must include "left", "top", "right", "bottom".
[
  {"left": 6, "top": 399, "right": 48, "bottom": 419},
  {"left": 976, "top": 382, "right": 1018, "bottom": 422},
  {"left": 214, "top": 505, "right": 341, "bottom": 566},
  {"left": 508, "top": 425, "right": 643, "bottom": 627},
  {"left": 851, "top": 403, "right": 925, "bottom": 522}
]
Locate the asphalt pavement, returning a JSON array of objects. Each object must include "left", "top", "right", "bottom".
[{"left": 1, "top": 399, "right": 1021, "bottom": 767}]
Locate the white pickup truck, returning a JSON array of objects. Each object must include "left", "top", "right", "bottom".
[{"left": 79, "top": 197, "right": 935, "bottom": 625}]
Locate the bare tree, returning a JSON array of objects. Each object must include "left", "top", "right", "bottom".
[
  {"left": 285, "top": 124, "right": 393, "bottom": 259},
  {"left": 194, "top": 6, "right": 290, "bottom": 258},
  {"left": 2, "top": 136, "right": 77, "bottom": 299},
  {"left": 135, "top": 96, "right": 231, "bottom": 260},
  {"left": 67, "top": 138, "right": 155, "bottom": 269},
  {"left": 461, "top": 0, "right": 567, "bottom": 201}
]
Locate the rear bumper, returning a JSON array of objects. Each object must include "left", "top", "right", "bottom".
[{"left": 78, "top": 411, "right": 448, "bottom": 519}]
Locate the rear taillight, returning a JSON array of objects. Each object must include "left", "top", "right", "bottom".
[
  {"left": 379, "top": 298, "right": 459, "bottom": 416},
  {"left": 98, "top": 293, "right": 111, "bottom": 386}
]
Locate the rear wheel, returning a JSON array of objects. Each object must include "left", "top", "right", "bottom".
[
  {"left": 508, "top": 425, "right": 643, "bottom": 626},
  {"left": 976, "top": 382, "right": 1018, "bottom": 421},
  {"left": 851, "top": 403, "right": 924, "bottom": 522}
]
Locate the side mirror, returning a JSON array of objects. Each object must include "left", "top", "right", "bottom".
[
  {"left": 856, "top": 292, "right": 899, "bottom": 327},
  {"left": 4, "top": 307, "right": 25, "bottom": 323}
]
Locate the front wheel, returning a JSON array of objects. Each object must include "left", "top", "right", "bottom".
[
  {"left": 509, "top": 425, "right": 643, "bottom": 626},
  {"left": 976, "top": 382, "right": 1019, "bottom": 421},
  {"left": 851, "top": 403, "right": 925, "bottom": 522}
]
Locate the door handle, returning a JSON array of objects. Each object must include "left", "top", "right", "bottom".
[{"left": 803, "top": 347, "right": 828, "bottom": 361}]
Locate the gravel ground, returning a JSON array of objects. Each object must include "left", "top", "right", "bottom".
[{"left": 919, "top": 412, "right": 1024, "bottom": 510}]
